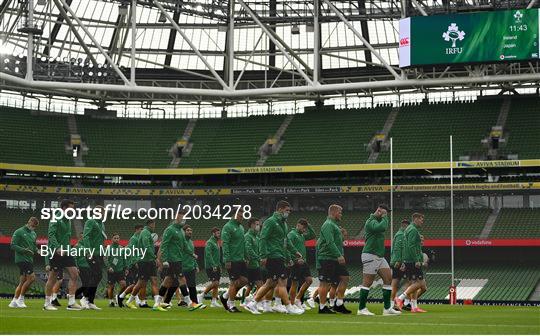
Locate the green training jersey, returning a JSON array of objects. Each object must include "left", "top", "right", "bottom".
[
  {"left": 287, "top": 225, "right": 316, "bottom": 260},
  {"left": 244, "top": 229, "right": 260, "bottom": 269},
  {"left": 11, "top": 226, "right": 37, "bottom": 263},
  {"left": 106, "top": 242, "right": 126, "bottom": 272},
  {"left": 204, "top": 235, "right": 220, "bottom": 269},
  {"left": 181, "top": 238, "right": 197, "bottom": 272},
  {"left": 221, "top": 219, "right": 245, "bottom": 263},
  {"left": 403, "top": 223, "right": 423, "bottom": 263},
  {"left": 362, "top": 214, "right": 389, "bottom": 257},
  {"left": 74, "top": 241, "right": 89, "bottom": 269},
  {"left": 126, "top": 231, "right": 140, "bottom": 267},
  {"left": 81, "top": 218, "right": 105, "bottom": 252},
  {"left": 390, "top": 228, "right": 405, "bottom": 265},
  {"left": 316, "top": 217, "right": 343, "bottom": 261},
  {"left": 47, "top": 211, "right": 72, "bottom": 251},
  {"left": 138, "top": 226, "right": 156, "bottom": 262},
  {"left": 259, "top": 212, "right": 298, "bottom": 260},
  {"left": 160, "top": 223, "right": 186, "bottom": 263}
]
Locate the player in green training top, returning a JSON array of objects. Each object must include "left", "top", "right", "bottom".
[
  {"left": 357, "top": 204, "right": 401, "bottom": 316},
  {"left": 316, "top": 204, "right": 351, "bottom": 314},
  {"left": 396, "top": 212, "right": 428, "bottom": 313},
  {"left": 245, "top": 200, "right": 304, "bottom": 315},
  {"left": 106, "top": 233, "right": 127, "bottom": 307},
  {"left": 180, "top": 225, "right": 206, "bottom": 310},
  {"left": 390, "top": 219, "right": 409, "bottom": 310},
  {"left": 79, "top": 206, "right": 107, "bottom": 310},
  {"left": 243, "top": 218, "right": 262, "bottom": 308},
  {"left": 125, "top": 219, "right": 166, "bottom": 311},
  {"left": 156, "top": 211, "right": 189, "bottom": 309},
  {"left": 9, "top": 217, "right": 39, "bottom": 309},
  {"left": 219, "top": 208, "right": 248, "bottom": 313},
  {"left": 117, "top": 224, "right": 143, "bottom": 307},
  {"left": 199, "top": 227, "right": 222, "bottom": 307},
  {"left": 288, "top": 218, "right": 315, "bottom": 310},
  {"left": 44, "top": 199, "right": 81, "bottom": 311}
]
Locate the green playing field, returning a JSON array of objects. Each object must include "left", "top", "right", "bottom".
[{"left": 1, "top": 299, "right": 539, "bottom": 334}]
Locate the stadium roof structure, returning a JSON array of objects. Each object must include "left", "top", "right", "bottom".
[{"left": 1, "top": 0, "right": 539, "bottom": 105}]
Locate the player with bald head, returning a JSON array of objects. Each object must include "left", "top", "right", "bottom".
[{"left": 316, "top": 204, "right": 351, "bottom": 314}]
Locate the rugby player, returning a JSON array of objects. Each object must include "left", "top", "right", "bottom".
[
  {"left": 316, "top": 204, "right": 350, "bottom": 314},
  {"left": 390, "top": 219, "right": 409, "bottom": 310},
  {"left": 181, "top": 225, "right": 206, "bottom": 310},
  {"left": 220, "top": 209, "right": 248, "bottom": 312},
  {"left": 245, "top": 200, "right": 304, "bottom": 315},
  {"left": 117, "top": 224, "right": 143, "bottom": 308},
  {"left": 243, "top": 218, "right": 262, "bottom": 308},
  {"left": 125, "top": 220, "right": 165, "bottom": 311},
  {"left": 200, "top": 227, "right": 222, "bottom": 307},
  {"left": 9, "top": 217, "right": 39, "bottom": 308},
  {"left": 106, "top": 233, "right": 127, "bottom": 307},
  {"left": 357, "top": 204, "right": 401, "bottom": 316},
  {"left": 288, "top": 218, "right": 315, "bottom": 310},
  {"left": 79, "top": 206, "right": 107, "bottom": 310},
  {"left": 396, "top": 213, "right": 428, "bottom": 313},
  {"left": 43, "top": 199, "right": 81, "bottom": 311}
]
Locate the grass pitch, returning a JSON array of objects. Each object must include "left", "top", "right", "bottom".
[{"left": 0, "top": 299, "right": 539, "bottom": 334}]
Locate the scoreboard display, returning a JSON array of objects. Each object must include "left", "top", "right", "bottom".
[{"left": 399, "top": 9, "right": 540, "bottom": 67}]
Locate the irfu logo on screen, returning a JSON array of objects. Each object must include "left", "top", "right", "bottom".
[{"left": 442, "top": 23, "right": 466, "bottom": 54}]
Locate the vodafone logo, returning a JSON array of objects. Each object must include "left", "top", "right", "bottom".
[{"left": 400, "top": 37, "right": 410, "bottom": 46}]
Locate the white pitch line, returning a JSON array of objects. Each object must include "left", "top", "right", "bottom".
[{"left": 1, "top": 314, "right": 536, "bottom": 329}]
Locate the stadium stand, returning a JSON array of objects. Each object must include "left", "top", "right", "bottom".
[
  {"left": 490, "top": 208, "right": 540, "bottom": 238},
  {"left": 377, "top": 99, "right": 502, "bottom": 163},
  {"left": 503, "top": 97, "right": 540, "bottom": 159},
  {"left": 76, "top": 116, "right": 187, "bottom": 168},
  {"left": 1, "top": 98, "right": 538, "bottom": 168},
  {"left": 179, "top": 115, "right": 285, "bottom": 168},
  {"left": 0, "top": 107, "right": 72, "bottom": 166},
  {"left": 265, "top": 106, "right": 392, "bottom": 166}
]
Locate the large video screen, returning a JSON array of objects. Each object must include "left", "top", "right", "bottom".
[{"left": 399, "top": 9, "right": 540, "bottom": 67}]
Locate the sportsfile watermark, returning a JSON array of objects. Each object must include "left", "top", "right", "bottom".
[{"left": 41, "top": 204, "right": 252, "bottom": 223}]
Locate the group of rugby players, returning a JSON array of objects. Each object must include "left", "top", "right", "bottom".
[{"left": 9, "top": 199, "right": 428, "bottom": 315}]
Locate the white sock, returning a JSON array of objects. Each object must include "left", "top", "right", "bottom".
[
  {"left": 223, "top": 291, "right": 229, "bottom": 299},
  {"left": 126, "top": 295, "right": 134, "bottom": 303},
  {"left": 12, "top": 296, "right": 17, "bottom": 301},
  {"left": 329, "top": 298, "right": 336, "bottom": 306},
  {"left": 275, "top": 297, "right": 282, "bottom": 305},
  {"left": 227, "top": 300, "right": 235, "bottom": 309},
  {"left": 294, "top": 299, "right": 301, "bottom": 305},
  {"left": 154, "top": 295, "right": 161, "bottom": 305},
  {"left": 68, "top": 294, "right": 75, "bottom": 305},
  {"left": 185, "top": 296, "right": 192, "bottom": 305},
  {"left": 119, "top": 292, "right": 126, "bottom": 299},
  {"left": 45, "top": 296, "right": 51, "bottom": 305},
  {"left": 52, "top": 293, "right": 57, "bottom": 301},
  {"left": 411, "top": 299, "right": 418, "bottom": 309},
  {"left": 398, "top": 293, "right": 406, "bottom": 300},
  {"left": 109, "top": 299, "right": 114, "bottom": 303},
  {"left": 211, "top": 298, "right": 217, "bottom": 304},
  {"left": 336, "top": 298, "right": 343, "bottom": 306},
  {"left": 404, "top": 298, "right": 411, "bottom": 305},
  {"left": 135, "top": 296, "right": 141, "bottom": 305},
  {"left": 319, "top": 303, "right": 325, "bottom": 309}
]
